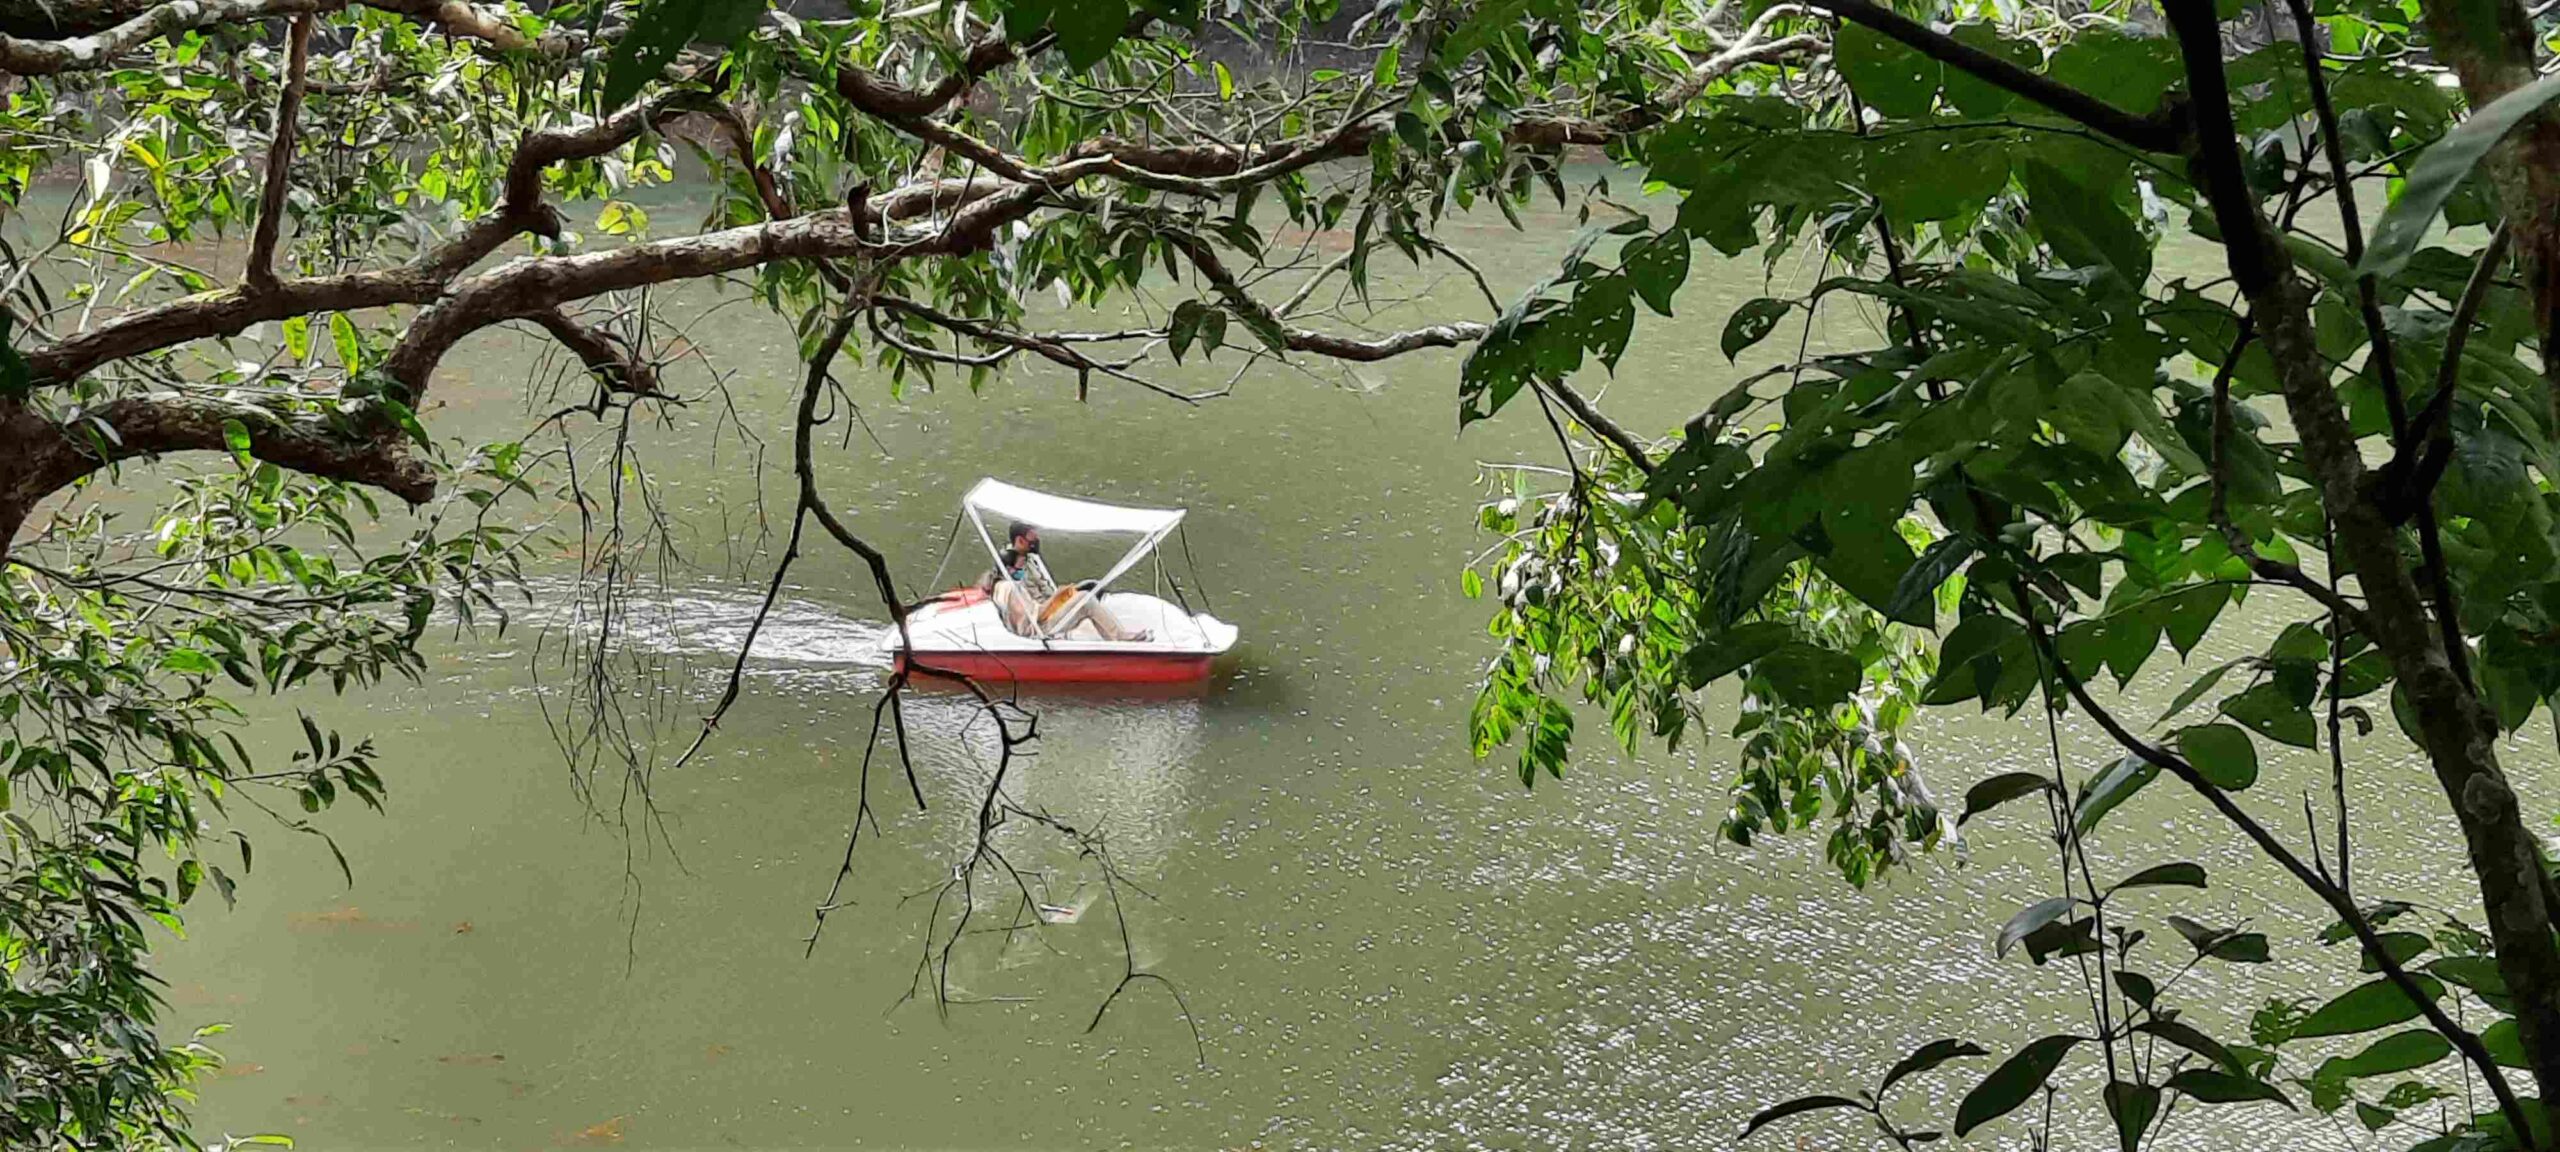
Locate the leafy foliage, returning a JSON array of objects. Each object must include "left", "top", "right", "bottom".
[
  {"left": 1452, "top": 0, "right": 2560, "bottom": 1147},
  {"left": 1, "top": 447, "right": 530, "bottom": 1147}
]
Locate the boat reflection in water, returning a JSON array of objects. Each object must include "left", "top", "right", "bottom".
[{"left": 895, "top": 684, "right": 1210, "bottom": 878}]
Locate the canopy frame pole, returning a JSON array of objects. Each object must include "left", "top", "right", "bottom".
[
  {"left": 1176, "top": 523, "right": 1213, "bottom": 613},
  {"left": 967, "top": 504, "right": 1006, "bottom": 574},
  {"left": 924, "top": 509, "right": 965, "bottom": 592},
  {"left": 1038, "top": 522, "right": 1177, "bottom": 638}
]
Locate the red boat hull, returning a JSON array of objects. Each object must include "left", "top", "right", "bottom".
[{"left": 896, "top": 649, "right": 1215, "bottom": 684}]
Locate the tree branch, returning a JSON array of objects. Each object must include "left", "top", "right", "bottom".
[
  {"left": 381, "top": 182, "right": 1052, "bottom": 393},
  {"left": 525, "top": 308, "right": 663, "bottom": 399},
  {"left": 1, "top": 392, "right": 432, "bottom": 541},
  {"left": 245, "top": 13, "right": 314, "bottom": 295},
  {"left": 2019, "top": 608, "right": 2535, "bottom": 1145},
  {"left": 2382, "top": 223, "right": 2513, "bottom": 517},
  {"left": 2284, "top": 0, "right": 2409, "bottom": 439},
  {"left": 0, "top": 0, "right": 541, "bottom": 73},
  {"left": 1533, "top": 378, "right": 1655, "bottom": 472},
  {"left": 1161, "top": 230, "right": 1487, "bottom": 362},
  {"left": 1810, "top": 0, "right": 2183, "bottom": 152},
  {"left": 2162, "top": 0, "right": 2560, "bottom": 1127}
]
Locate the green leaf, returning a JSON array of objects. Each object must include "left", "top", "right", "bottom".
[
  {"left": 1741, "top": 1094, "right": 1865, "bottom": 1140},
  {"left": 2157, "top": 585, "right": 2229, "bottom": 657},
  {"left": 2021, "top": 159, "right": 2150, "bottom": 287},
  {"left": 1868, "top": 137, "right": 2010, "bottom": 222},
  {"left": 1881, "top": 1038, "right": 1990, "bottom": 1094},
  {"left": 2047, "top": 28, "right": 2182, "bottom": 119},
  {"left": 1959, "top": 771, "right": 2053, "bottom": 825},
  {"left": 328, "top": 312, "right": 363, "bottom": 373},
  {"left": 2294, "top": 977, "right": 2446, "bottom": 1039},
  {"left": 380, "top": 398, "right": 430, "bottom": 448},
  {"left": 596, "top": 199, "right": 649, "bottom": 237},
  {"left": 1754, "top": 643, "right": 1863, "bottom": 710},
  {"left": 1722, "top": 298, "right": 1790, "bottom": 362},
  {"left": 2108, "top": 861, "right": 2207, "bottom": 894},
  {"left": 1885, "top": 535, "right": 1974, "bottom": 626},
  {"left": 598, "top": 0, "right": 768, "bottom": 110},
  {"left": 1686, "top": 622, "right": 1794, "bottom": 686},
  {"left": 161, "top": 648, "right": 219, "bottom": 675},
  {"left": 280, "top": 314, "right": 311, "bottom": 362},
  {"left": 2484, "top": 1018, "right": 2529, "bottom": 1067},
  {"left": 2425, "top": 955, "right": 2508, "bottom": 997},
  {"left": 2327, "top": 1030, "right": 2453, "bottom": 1079},
  {"left": 2134, "top": 1019, "right": 2247, "bottom": 1075},
  {"left": 2357, "top": 931, "right": 2431, "bottom": 973},
  {"left": 2176, "top": 723, "right": 2260, "bottom": 789},
  {"left": 2105, "top": 1080, "right": 2160, "bottom": 1152},
  {"left": 221, "top": 418, "right": 254, "bottom": 468},
  {"left": 2165, "top": 1068, "right": 2294, "bottom": 1108},
  {"left": 2167, "top": 914, "right": 2272, "bottom": 962},
  {"left": 1836, "top": 22, "right": 1941, "bottom": 118},
  {"left": 1955, "top": 1034, "right": 2082, "bottom": 1136},
  {"left": 2220, "top": 682, "right": 2316, "bottom": 749},
  {"left": 1941, "top": 23, "right": 2036, "bottom": 116},
  {"left": 1623, "top": 230, "right": 1691, "bottom": 316},
  {"left": 2074, "top": 753, "right": 2158, "bottom": 835},
  {"left": 2361, "top": 69, "right": 2560, "bottom": 277},
  {"left": 1055, "top": 0, "right": 1132, "bottom": 70},
  {"left": 1996, "top": 896, "right": 2078, "bottom": 960},
  {"left": 1168, "top": 300, "right": 1211, "bottom": 363}
]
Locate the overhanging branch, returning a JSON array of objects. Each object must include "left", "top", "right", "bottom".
[
  {"left": 1810, "top": 0, "right": 2183, "bottom": 153},
  {"left": 0, "top": 0, "right": 545, "bottom": 72}
]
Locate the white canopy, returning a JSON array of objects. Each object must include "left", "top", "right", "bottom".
[
  {"left": 962, "top": 478, "right": 1185, "bottom": 536},
  {"left": 961, "top": 479, "right": 1188, "bottom": 637}
]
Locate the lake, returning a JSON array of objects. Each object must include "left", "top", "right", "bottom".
[{"left": 115, "top": 183, "right": 2537, "bottom": 1150}]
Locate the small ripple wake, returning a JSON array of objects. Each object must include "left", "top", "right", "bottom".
[{"left": 488, "top": 575, "right": 894, "bottom": 672}]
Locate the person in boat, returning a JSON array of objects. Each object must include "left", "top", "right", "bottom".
[{"left": 976, "top": 522, "right": 1151, "bottom": 642}]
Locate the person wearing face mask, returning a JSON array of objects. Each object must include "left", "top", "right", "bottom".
[{"left": 977, "top": 522, "right": 1150, "bottom": 642}]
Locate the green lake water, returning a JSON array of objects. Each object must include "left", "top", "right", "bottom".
[{"left": 71, "top": 186, "right": 2543, "bottom": 1150}]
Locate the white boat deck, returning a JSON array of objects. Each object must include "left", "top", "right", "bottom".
[{"left": 891, "top": 591, "right": 1237, "bottom": 657}]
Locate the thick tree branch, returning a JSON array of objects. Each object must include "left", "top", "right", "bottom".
[
  {"left": 525, "top": 308, "right": 662, "bottom": 399},
  {"left": 24, "top": 169, "right": 1024, "bottom": 392},
  {"left": 2162, "top": 0, "right": 2560, "bottom": 1131},
  {"left": 381, "top": 184, "right": 1050, "bottom": 393},
  {"left": 245, "top": 13, "right": 314, "bottom": 295},
  {"left": 0, "top": 0, "right": 539, "bottom": 72},
  {"left": 0, "top": 392, "right": 431, "bottom": 552},
  {"left": 832, "top": 25, "right": 1073, "bottom": 121},
  {"left": 31, "top": 90, "right": 700, "bottom": 388}
]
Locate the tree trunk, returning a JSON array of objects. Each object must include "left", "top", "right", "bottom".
[{"left": 2164, "top": 0, "right": 2560, "bottom": 1137}]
